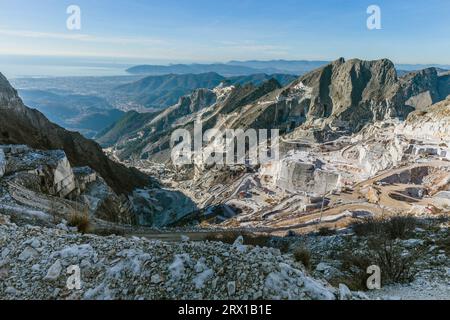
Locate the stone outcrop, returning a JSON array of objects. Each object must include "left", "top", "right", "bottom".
[
  {"left": 0, "top": 144, "right": 135, "bottom": 225},
  {"left": 1, "top": 145, "right": 76, "bottom": 197},
  {"left": 131, "top": 188, "right": 198, "bottom": 227},
  {"left": 401, "top": 68, "right": 450, "bottom": 110},
  {"left": 296, "top": 58, "right": 404, "bottom": 129}
]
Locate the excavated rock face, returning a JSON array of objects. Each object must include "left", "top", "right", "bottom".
[
  {"left": 260, "top": 157, "right": 341, "bottom": 195},
  {"left": 0, "top": 73, "right": 149, "bottom": 195},
  {"left": 403, "top": 97, "right": 450, "bottom": 141},
  {"left": 106, "top": 79, "right": 282, "bottom": 162},
  {"left": 101, "top": 58, "right": 447, "bottom": 165}
]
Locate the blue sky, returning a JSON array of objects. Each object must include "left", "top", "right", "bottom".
[{"left": 0, "top": 0, "right": 449, "bottom": 64}]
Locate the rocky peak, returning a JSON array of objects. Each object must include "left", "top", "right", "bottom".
[{"left": 278, "top": 58, "right": 415, "bottom": 133}]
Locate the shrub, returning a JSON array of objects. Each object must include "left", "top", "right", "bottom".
[
  {"left": 244, "top": 234, "right": 273, "bottom": 248},
  {"left": 367, "top": 237, "right": 422, "bottom": 284},
  {"left": 293, "top": 246, "right": 311, "bottom": 270},
  {"left": 318, "top": 227, "right": 336, "bottom": 236},
  {"left": 329, "top": 275, "right": 369, "bottom": 292},
  {"left": 352, "top": 217, "right": 384, "bottom": 237},
  {"left": 48, "top": 200, "right": 61, "bottom": 224},
  {"left": 68, "top": 212, "right": 90, "bottom": 234},
  {"left": 276, "top": 241, "right": 290, "bottom": 254},
  {"left": 383, "top": 215, "right": 418, "bottom": 239},
  {"left": 336, "top": 251, "right": 373, "bottom": 291},
  {"left": 338, "top": 237, "right": 422, "bottom": 290},
  {"left": 351, "top": 215, "right": 418, "bottom": 240}
]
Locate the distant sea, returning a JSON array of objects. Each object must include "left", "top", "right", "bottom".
[
  {"left": 0, "top": 63, "right": 131, "bottom": 78},
  {"left": 0, "top": 55, "right": 162, "bottom": 78}
]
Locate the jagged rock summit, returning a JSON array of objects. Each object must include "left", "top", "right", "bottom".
[
  {"left": 230, "top": 57, "right": 449, "bottom": 141},
  {"left": 291, "top": 58, "right": 404, "bottom": 130}
]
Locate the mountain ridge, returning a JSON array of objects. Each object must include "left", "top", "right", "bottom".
[
  {"left": 126, "top": 60, "right": 449, "bottom": 77},
  {"left": 111, "top": 72, "right": 297, "bottom": 111},
  {"left": 0, "top": 72, "right": 149, "bottom": 195},
  {"left": 100, "top": 58, "right": 450, "bottom": 162}
]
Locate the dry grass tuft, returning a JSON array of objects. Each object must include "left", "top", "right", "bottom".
[
  {"left": 293, "top": 246, "right": 311, "bottom": 270},
  {"left": 68, "top": 212, "right": 90, "bottom": 234}
]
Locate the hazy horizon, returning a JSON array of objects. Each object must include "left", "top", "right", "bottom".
[
  {"left": 1, "top": 0, "right": 449, "bottom": 78},
  {"left": 2, "top": 54, "right": 450, "bottom": 79}
]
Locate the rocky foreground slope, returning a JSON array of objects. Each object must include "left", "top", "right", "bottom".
[{"left": 0, "top": 213, "right": 364, "bottom": 300}]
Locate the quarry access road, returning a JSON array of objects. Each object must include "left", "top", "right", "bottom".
[
  {"left": 354, "top": 159, "right": 450, "bottom": 188},
  {"left": 102, "top": 160, "right": 450, "bottom": 242}
]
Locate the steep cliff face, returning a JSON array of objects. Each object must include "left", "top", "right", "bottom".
[
  {"left": 304, "top": 59, "right": 401, "bottom": 120},
  {"left": 147, "top": 88, "right": 217, "bottom": 132},
  {"left": 0, "top": 73, "right": 149, "bottom": 195},
  {"left": 270, "top": 59, "right": 407, "bottom": 133}
]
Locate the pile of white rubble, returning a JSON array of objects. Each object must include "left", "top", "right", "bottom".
[{"left": 0, "top": 214, "right": 366, "bottom": 300}]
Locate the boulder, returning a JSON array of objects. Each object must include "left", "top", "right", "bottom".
[
  {"left": 0, "top": 149, "right": 5, "bottom": 178},
  {"left": 44, "top": 260, "right": 63, "bottom": 281},
  {"left": 339, "top": 284, "right": 352, "bottom": 300}
]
